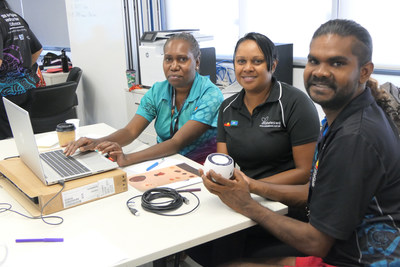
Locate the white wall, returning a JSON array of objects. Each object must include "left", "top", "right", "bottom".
[
  {"left": 65, "top": 0, "right": 129, "bottom": 129},
  {"left": 292, "top": 68, "right": 324, "bottom": 121}
]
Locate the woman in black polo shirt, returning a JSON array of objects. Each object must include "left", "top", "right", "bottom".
[{"left": 217, "top": 32, "right": 320, "bottom": 184}]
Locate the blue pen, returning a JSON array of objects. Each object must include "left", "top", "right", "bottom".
[
  {"left": 16, "top": 238, "right": 64, "bottom": 243},
  {"left": 146, "top": 158, "right": 165, "bottom": 171}
]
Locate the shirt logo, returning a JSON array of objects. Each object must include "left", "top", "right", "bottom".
[
  {"left": 18, "top": 34, "right": 24, "bottom": 40},
  {"left": 260, "top": 116, "right": 281, "bottom": 128},
  {"left": 224, "top": 120, "right": 238, "bottom": 127}
]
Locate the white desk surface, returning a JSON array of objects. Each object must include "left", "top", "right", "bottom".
[{"left": 0, "top": 123, "right": 287, "bottom": 267}]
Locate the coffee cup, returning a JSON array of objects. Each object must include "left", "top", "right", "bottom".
[
  {"left": 65, "top": 118, "right": 80, "bottom": 137},
  {"left": 56, "top": 123, "right": 75, "bottom": 147}
]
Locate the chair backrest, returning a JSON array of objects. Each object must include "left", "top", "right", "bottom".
[
  {"left": 67, "top": 67, "right": 82, "bottom": 84},
  {"left": 30, "top": 81, "right": 79, "bottom": 118},
  {"left": 66, "top": 67, "right": 82, "bottom": 106}
]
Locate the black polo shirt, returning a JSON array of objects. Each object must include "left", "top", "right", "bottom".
[
  {"left": 307, "top": 87, "right": 400, "bottom": 265},
  {"left": 217, "top": 79, "right": 320, "bottom": 179}
]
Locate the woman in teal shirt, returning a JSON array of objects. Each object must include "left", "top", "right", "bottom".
[{"left": 65, "top": 33, "right": 223, "bottom": 166}]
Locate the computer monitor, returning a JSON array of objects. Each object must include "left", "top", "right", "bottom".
[
  {"left": 274, "top": 43, "right": 293, "bottom": 85},
  {"left": 199, "top": 47, "right": 217, "bottom": 84}
]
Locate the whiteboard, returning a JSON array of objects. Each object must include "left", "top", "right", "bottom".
[{"left": 65, "top": 0, "right": 130, "bottom": 128}]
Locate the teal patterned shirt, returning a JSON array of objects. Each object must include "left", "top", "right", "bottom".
[{"left": 136, "top": 73, "right": 223, "bottom": 161}]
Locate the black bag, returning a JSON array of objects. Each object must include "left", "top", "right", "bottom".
[{"left": 41, "top": 52, "right": 72, "bottom": 72}]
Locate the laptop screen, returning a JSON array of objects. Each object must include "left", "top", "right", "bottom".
[{"left": 2, "top": 97, "right": 47, "bottom": 183}]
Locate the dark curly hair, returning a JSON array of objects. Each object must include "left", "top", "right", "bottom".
[
  {"left": 368, "top": 79, "right": 400, "bottom": 132},
  {"left": 164, "top": 32, "right": 201, "bottom": 60}
]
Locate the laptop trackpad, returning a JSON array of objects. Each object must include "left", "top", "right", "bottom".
[{"left": 75, "top": 152, "right": 118, "bottom": 172}]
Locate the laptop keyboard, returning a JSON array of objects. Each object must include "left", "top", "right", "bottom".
[{"left": 40, "top": 150, "right": 90, "bottom": 178}]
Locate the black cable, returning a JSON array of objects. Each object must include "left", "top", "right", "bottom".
[
  {"left": 0, "top": 180, "right": 65, "bottom": 225},
  {"left": 126, "top": 187, "right": 200, "bottom": 216},
  {"left": 142, "top": 188, "right": 184, "bottom": 213}
]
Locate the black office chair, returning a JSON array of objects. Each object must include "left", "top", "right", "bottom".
[
  {"left": 66, "top": 66, "right": 82, "bottom": 107},
  {"left": 66, "top": 66, "right": 83, "bottom": 83},
  {"left": 30, "top": 67, "right": 83, "bottom": 134}
]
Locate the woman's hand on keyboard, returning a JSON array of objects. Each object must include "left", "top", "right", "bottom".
[{"left": 64, "top": 137, "right": 99, "bottom": 156}]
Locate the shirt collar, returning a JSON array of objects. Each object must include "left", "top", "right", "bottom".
[
  {"left": 231, "top": 77, "right": 281, "bottom": 109},
  {"left": 161, "top": 72, "right": 201, "bottom": 103},
  {"left": 327, "top": 87, "right": 375, "bottom": 131},
  {"left": 266, "top": 77, "right": 282, "bottom": 102}
]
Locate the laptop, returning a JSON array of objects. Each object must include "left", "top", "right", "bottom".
[{"left": 3, "top": 97, "right": 119, "bottom": 185}]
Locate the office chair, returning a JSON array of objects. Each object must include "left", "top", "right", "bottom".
[
  {"left": 66, "top": 66, "right": 83, "bottom": 83},
  {"left": 30, "top": 67, "right": 83, "bottom": 134},
  {"left": 66, "top": 66, "right": 82, "bottom": 107}
]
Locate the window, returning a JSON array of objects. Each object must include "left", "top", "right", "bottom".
[
  {"left": 164, "top": 0, "right": 239, "bottom": 59},
  {"left": 238, "top": 0, "right": 332, "bottom": 62},
  {"left": 164, "top": 0, "right": 400, "bottom": 69},
  {"left": 164, "top": 0, "right": 331, "bottom": 61},
  {"left": 338, "top": 0, "right": 400, "bottom": 69}
]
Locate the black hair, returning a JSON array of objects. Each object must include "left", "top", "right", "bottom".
[
  {"left": 164, "top": 32, "right": 201, "bottom": 60},
  {"left": 312, "top": 19, "right": 373, "bottom": 66},
  {"left": 233, "top": 32, "right": 278, "bottom": 72}
]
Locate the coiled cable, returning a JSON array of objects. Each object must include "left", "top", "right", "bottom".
[{"left": 126, "top": 187, "right": 200, "bottom": 216}]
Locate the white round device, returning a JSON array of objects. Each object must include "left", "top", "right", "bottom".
[{"left": 203, "top": 153, "right": 234, "bottom": 179}]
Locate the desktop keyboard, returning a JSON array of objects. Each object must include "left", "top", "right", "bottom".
[{"left": 40, "top": 150, "right": 90, "bottom": 178}]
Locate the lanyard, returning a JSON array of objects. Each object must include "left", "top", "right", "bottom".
[
  {"left": 306, "top": 118, "right": 329, "bottom": 218},
  {"left": 170, "top": 88, "right": 183, "bottom": 138},
  {"left": 321, "top": 117, "right": 329, "bottom": 137}
]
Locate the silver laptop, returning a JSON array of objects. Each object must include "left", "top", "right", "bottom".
[{"left": 3, "top": 97, "right": 118, "bottom": 185}]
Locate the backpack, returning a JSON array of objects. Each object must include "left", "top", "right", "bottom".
[{"left": 41, "top": 52, "right": 72, "bottom": 72}]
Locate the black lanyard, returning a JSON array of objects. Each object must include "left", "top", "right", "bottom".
[{"left": 170, "top": 88, "right": 182, "bottom": 138}]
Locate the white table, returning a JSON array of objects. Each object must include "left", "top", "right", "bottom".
[{"left": 0, "top": 123, "right": 287, "bottom": 267}]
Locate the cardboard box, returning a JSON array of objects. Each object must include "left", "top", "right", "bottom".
[{"left": 0, "top": 158, "right": 127, "bottom": 215}]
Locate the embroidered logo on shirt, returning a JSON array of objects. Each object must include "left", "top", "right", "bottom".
[
  {"left": 224, "top": 120, "right": 238, "bottom": 127},
  {"left": 260, "top": 116, "right": 281, "bottom": 128}
]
